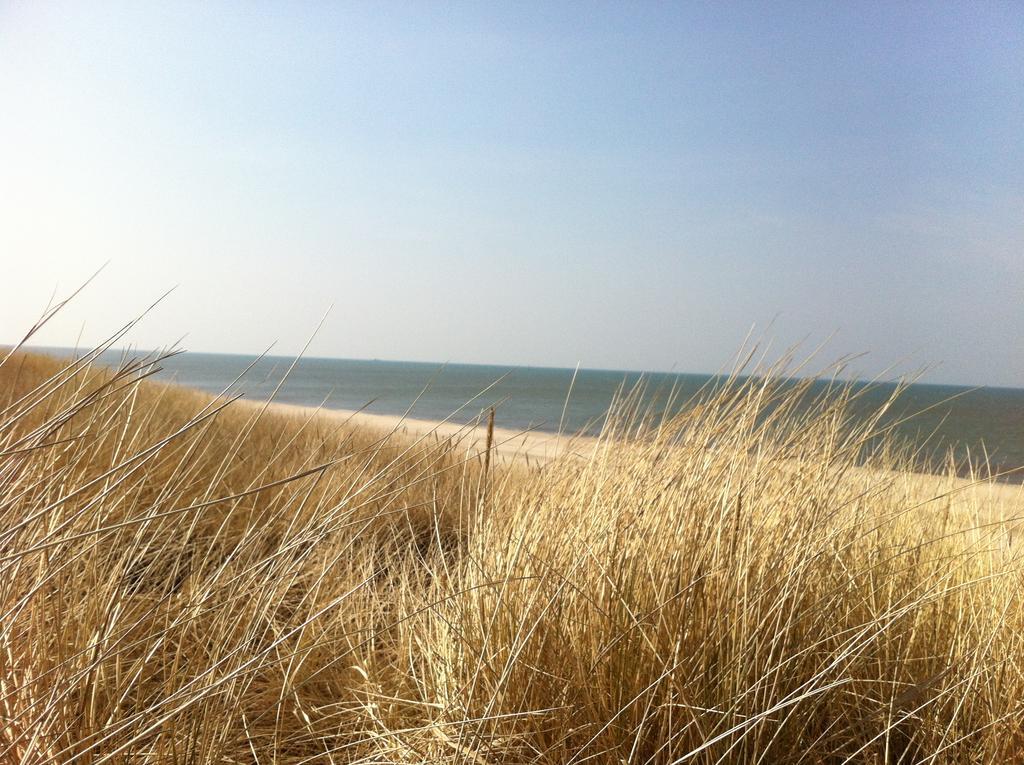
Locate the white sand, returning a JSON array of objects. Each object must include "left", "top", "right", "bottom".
[
  {"left": 249, "top": 400, "right": 599, "bottom": 466},
  {"left": 246, "top": 400, "right": 1023, "bottom": 517}
]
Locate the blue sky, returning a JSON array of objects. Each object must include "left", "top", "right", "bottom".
[{"left": 1, "top": 1, "right": 1021, "bottom": 385}]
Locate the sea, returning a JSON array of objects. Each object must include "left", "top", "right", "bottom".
[{"left": 30, "top": 348, "right": 1024, "bottom": 482}]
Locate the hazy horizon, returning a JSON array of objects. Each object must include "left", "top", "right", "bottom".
[
  {"left": 2, "top": 2, "right": 1021, "bottom": 387},
  {"left": 21, "top": 341, "right": 1024, "bottom": 392}
]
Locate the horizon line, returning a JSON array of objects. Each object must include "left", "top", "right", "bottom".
[{"left": 18, "top": 343, "right": 1021, "bottom": 393}]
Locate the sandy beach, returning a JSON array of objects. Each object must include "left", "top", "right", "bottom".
[
  {"left": 249, "top": 399, "right": 1024, "bottom": 520},
  {"left": 246, "top": 399, "right": 599, "bottom": 466}
]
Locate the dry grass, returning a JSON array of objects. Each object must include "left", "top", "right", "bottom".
[{"left": 2, "top": 343, "right": 1023, "bottom": 764}]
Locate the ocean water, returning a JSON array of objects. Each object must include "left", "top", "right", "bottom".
[{"left": 34, "top": 348, "right": 1024, "bottom": 481}]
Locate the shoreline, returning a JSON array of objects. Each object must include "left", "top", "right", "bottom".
[
  {"left": 20, "top": 345, "right": 1024, "bottom": 485},
  {"left": 243, "top": 400, "right": 601, "bottom": 466},
  {"left": 245, "top": 399, "right": 1024, "bottom": 518}
]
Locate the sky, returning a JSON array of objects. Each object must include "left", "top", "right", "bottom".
[{"left": 1, "top": 1, "right": 1021, "bottom": 386}]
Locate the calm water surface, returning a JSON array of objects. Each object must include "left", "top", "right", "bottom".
[{"left": 36, "top": 348, "right": 1024, "bottom": 482}]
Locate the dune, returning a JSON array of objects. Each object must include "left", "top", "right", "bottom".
[
  {"left": 258, "top": 399, "right": 1024, "bottom": 518},
  {"left": 4, "top": 348, "right": 1024, "bottom": 762}
]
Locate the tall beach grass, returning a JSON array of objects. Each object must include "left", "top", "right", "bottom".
[{"left": 1, "top": 333, "right": 1022, "bottom": 763}]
